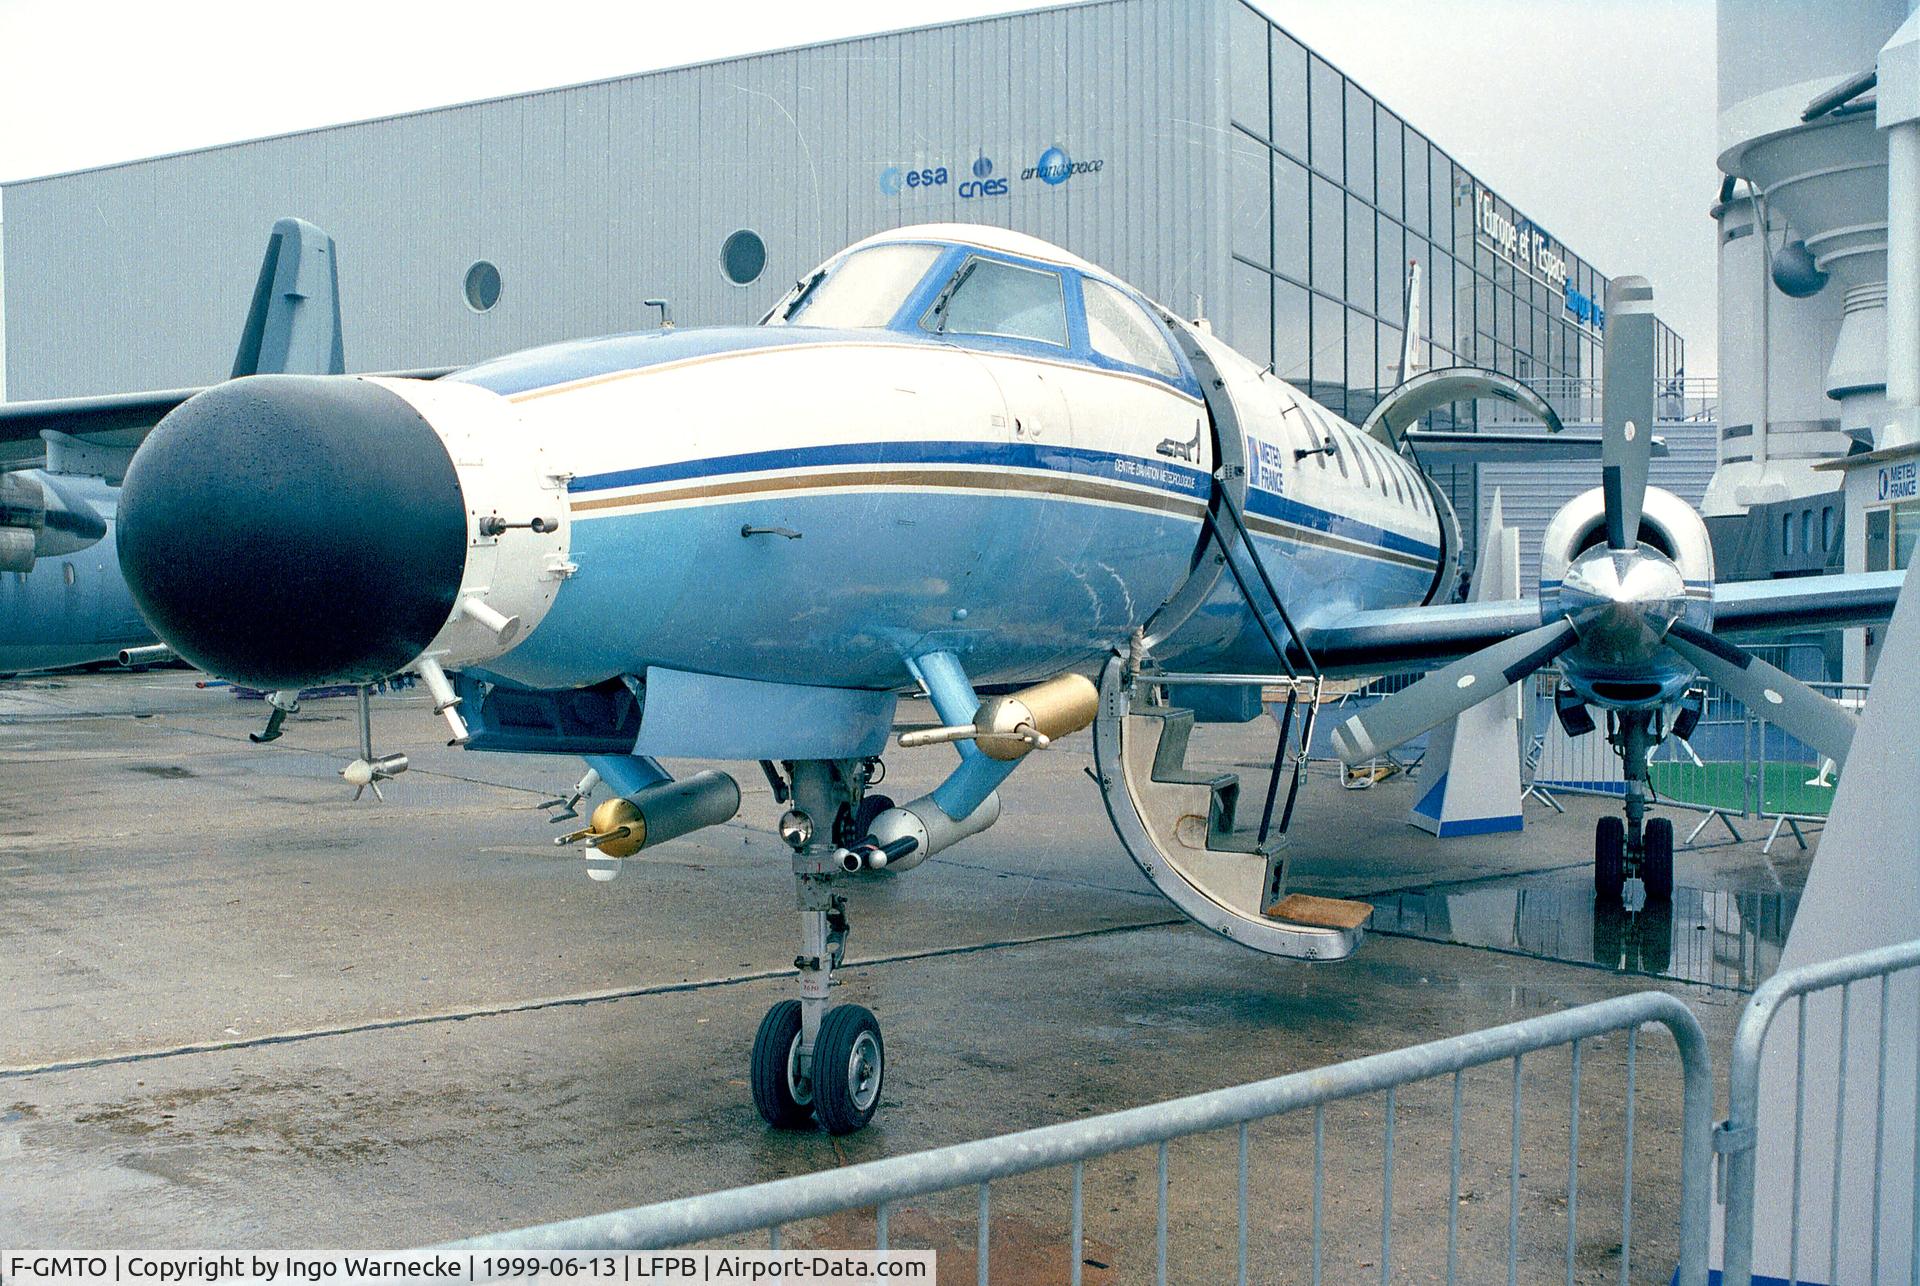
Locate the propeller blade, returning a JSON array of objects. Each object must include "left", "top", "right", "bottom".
[
  {"left": 1600, "top": 275, "right": 1657, "bottom": 551},
  {"left": 1331, "top": 619, "right": 1579, "bottom": 763},
  {"left": 1666, "top": 622, "right": 1859, "bottom": 770}
]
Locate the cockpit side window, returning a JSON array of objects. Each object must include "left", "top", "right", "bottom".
[
  {"left": 922, "top": 256, "right": 1069, "bottom": 347},
  {"left": 1083, "top": 278, "right": 1182, "bottom": 379},
  {"left": 769, "top": 243, "right": 943, "bottom": 329}
]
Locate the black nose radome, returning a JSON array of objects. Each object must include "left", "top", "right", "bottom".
[{"left": 118, "top": 374, "right": 468, "bottom": 690}]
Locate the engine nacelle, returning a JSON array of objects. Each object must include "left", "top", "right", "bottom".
[
  {"left": 1541, "top": 486, "right": 1715, "bottom": 711},
  {"left": 1539, "top": 485, "right": 1715, "bottom": 598},
  {"left": 0, "top": 471, "right": 107, "bottom": 571}
]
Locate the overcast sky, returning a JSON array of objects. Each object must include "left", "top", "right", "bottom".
[{"left": 0, "top": 0, "right": 1720, "bottom": 371}]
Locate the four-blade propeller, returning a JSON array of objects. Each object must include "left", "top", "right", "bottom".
[{"left": 1333, "top": 276, "right": 1859, "bottom": 770}]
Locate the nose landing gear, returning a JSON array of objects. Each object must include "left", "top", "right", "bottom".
[
  {"left": 1594, "top": 709, "right": 1675, "bottom": 905},
  {"left": 749, "top": 759, "right": 887, "bottom": 1135}
]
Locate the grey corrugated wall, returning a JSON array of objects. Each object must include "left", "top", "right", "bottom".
[{"left": 1, "top": 0, "right": 1228, "bottom": 399}]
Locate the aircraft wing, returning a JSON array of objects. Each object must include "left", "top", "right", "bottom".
[
  {"left": 0, "top": 367, "right": 454, "bottom": 443},
  {"left": 1400, "top": 428, "right": 1669, "bottom": 463},
  {"left": 1299, "top": 569, "right": 1907, "bottom": 676},
  {"left": 1301, "top": 599, "right": 1545, "bottom": 674},
  {"left": 0, "top": 367, "right": 456, "bottom": 474},
  {"left": 1710, "top": 570, "right": 1907, "bottom": 638},
  {"left": 0, "top": 387, "right": 206, "bottom": 443}
]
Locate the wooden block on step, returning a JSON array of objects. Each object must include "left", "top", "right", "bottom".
[{"left": 1263, "top": 892, "right": 1372, "bottom": 930}]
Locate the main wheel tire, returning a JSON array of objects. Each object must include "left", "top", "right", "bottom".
[
  {"left": 1642, "top": 816, "right": 1675, "bottom": 904},
  {"left": 751, "top": 999, "right": 813, "bottom": 1129},
  {"left": 1595, "top": 816, "right": 1626, "bottom": 901},
  {"left": 812, "top": 1005, "right": 885, "bottom": 1135}
]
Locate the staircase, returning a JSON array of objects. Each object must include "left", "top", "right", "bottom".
[{"left": 1090, "top": 483, "right": 1371, "bottom": 961}]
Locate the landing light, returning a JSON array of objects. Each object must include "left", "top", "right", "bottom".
[{"left": 779, "top": 809, "right": 814, "bottom": 850}]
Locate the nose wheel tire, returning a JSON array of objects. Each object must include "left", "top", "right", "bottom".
[
  {"left": 812, "top": 1005, "right": 885, "bottom": 1135},
  {"left": 751, "top": 1000, "right": 814, "bottom": 1129},
  {"left": 1594, "top": 815, "right": 1625, "bottom": 902},
  {"left": 1642, "top": 817, "right": 1675, "bottom": 904}
]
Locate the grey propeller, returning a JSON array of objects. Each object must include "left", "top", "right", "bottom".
[
  {"left": 1330, "top": 270, "right": 1859, "bottom": 780},
  {"left": 1665, "top": 622, "right": 1859, "bottom": 770},
  {"left": 1600, "top": 276, "right": 1657, "bottom": 551},
  {"left": 1330, "top": 619, "right": 1578, "bottom": 762}
]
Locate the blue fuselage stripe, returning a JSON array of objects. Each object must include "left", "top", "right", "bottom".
[{"left": 570, "top": 440, "right": 1441, "bottom": 562}]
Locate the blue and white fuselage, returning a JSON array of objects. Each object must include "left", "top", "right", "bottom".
[{"left": 441, "top": 225, "right": 1451, "bottom": 695}]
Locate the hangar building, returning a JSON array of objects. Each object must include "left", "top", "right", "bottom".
[{"left": 0, "top": 0, "right": 1689, "bottom": 559}]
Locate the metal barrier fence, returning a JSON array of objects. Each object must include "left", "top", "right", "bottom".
[
  {"left": 441, "top": 992, "right": 1715, "bottom": 1285},
  {"left": 1717, "top": 939, "right": 1920, "bottom": 1286},
  {"left": 1528, "top": 650, "right": 1863, "bottom": 851}
]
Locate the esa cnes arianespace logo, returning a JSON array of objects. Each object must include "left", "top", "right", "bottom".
[{"left": 879, "top": 146, "right": 1104, "bottom": 197}]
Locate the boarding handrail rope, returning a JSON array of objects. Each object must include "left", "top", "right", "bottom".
[
  {"left": 1195, "top": 473, "right": 1321, "bottom": 841},
  {"left": 434, "top": 988, "right": 1714, "bottom": 1286}
]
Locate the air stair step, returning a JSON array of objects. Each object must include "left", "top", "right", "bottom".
[
  {"left": 1262, "top": 892, "right": 1373, "bottom": 930},
  {"left": 1137, "top": 703, "right": 1251, "bottom": 850},
  {"left": 1095, "top": 657, "right": 1358, "bottom": 960}
]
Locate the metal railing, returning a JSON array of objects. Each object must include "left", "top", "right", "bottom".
[
  {"left": 1472, "top": 375, "right": 1719, "bottom": 427},
  {"left": 1526, "top": 653, "right": 1862, "bottom": 851},
  {"left": 1717, "top": 938, "right": 1920, "bottom": 1286},
  {"left": 439, "top": 992, "right": 1715, "bottom": 1285}
]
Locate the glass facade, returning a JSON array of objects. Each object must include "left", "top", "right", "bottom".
[{"left": 1223, "top": 0, "right": 1684, "bottom": 431}]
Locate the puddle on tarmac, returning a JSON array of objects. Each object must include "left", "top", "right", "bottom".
[{"left": 1368, "top": 873, "right": 1798, "bottom": 991}]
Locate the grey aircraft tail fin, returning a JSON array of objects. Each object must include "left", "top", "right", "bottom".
[{"left": 231, "top": 217, "right": 346, "bottom": 378}]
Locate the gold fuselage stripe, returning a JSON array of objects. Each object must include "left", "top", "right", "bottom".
[{"left": 572, "top": 469, "right": 1436, "bottom": 571}]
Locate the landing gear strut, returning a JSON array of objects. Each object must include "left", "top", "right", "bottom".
[
  {"left": 749, "top": 759, "right": 887, "bottom": 1134},
  {"left": 1595, "top": 710, "right": 1674, "bottom": 905}
]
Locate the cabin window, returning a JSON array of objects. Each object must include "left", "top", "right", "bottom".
[
  {"left": 1277, "top": 394, "right": 1320, "bottom": 464},
  {"left": 1348, "top": 429, "right": 1376, "bottom": 490},
  {"left": 1083, "top": 278, "right": 1182, "bottom": 378},
  {"left": 776, "top": 243, "right": 943, "bottom": 329},
  {"left": 924, "top": 257, "right": 1070, "bottom": 347},
  {"left": 1325, "top": 419, "right": 1351, "bottom": 479}
]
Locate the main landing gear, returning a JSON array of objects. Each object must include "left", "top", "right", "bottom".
[
  {"left": 1593, "top": 709, "right": 1674, "bottom": 906},
  {"left": 750, "top": 759, "right": 889, "bottom": 1135}
]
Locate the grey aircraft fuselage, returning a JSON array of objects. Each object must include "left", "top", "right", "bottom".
[{"left": 0, "top": 474, "right": 152, "bottom": 675}]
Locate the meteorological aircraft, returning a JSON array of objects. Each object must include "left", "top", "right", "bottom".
[{"left": 4, "top": 223, "right": 1903, "bottom": 1134}]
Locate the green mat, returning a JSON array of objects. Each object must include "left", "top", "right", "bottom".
[{"left": 1648, "top": 760, "right": 1837, "bottom": 817}]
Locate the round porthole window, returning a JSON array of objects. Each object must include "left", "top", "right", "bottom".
[
  {"left": 464, "top": 260, "right": 502, "bottom": 312},
  {"left": 721, "top": 229, "right": 767, "bottom": 286}
]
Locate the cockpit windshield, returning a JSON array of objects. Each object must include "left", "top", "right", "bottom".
[
  {"left": 766, "top": 243, "right": 944, "bottom": 329},
  {"left": 921, "top": 256, "right": 1069, "bottom": 347}
]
